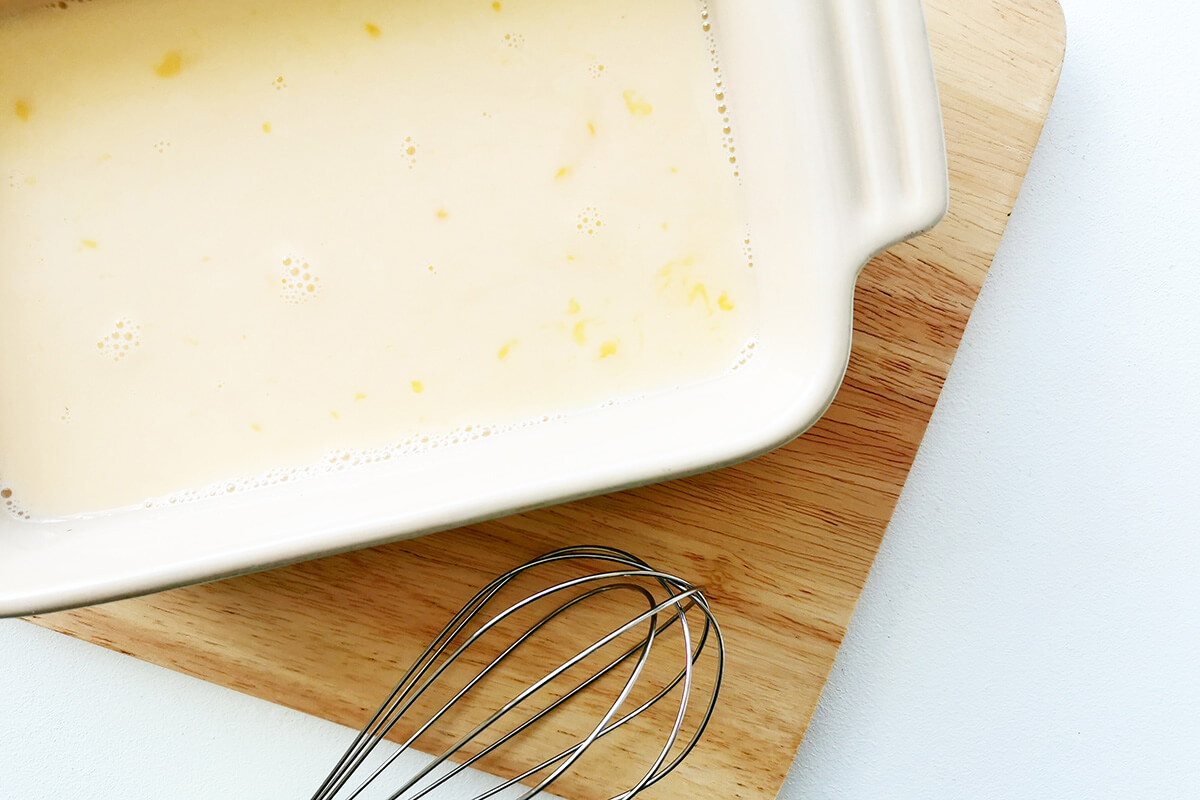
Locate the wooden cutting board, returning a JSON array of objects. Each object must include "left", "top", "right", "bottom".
[{"left": 31, "top": 2, "right": 1066, "bottom": 798}]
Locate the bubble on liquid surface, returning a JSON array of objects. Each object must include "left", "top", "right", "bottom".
[
  {"left": 401, "top": 136, "right": 418, "bottom": 169},
  {"left": 587, "top": 63, "right": 605, "bottom": 79},
  {"left": 279, "top": 255, "right": 320, "bottom": 304},
  {"left": 576, "top": 207, "right": 602, "bottom": 236},
  {"left": 96, "top": 318, "right": 142, "bottom": 362},
  {"left": 7, "top": 170, "right": 34, "bottom": 189},
  {"left": 728, "top": 337, "right": 759, "bottom": 373},
  {"left": 2, "top": 483, "right": 34, "bottom": 521},
  {"left": 742, "top": 230, "right": 755, "bottom": 269},
  {"left": 698, "top": 1, "right": 740, "bottom": 181},
  {"left": 503, "top": 32, "right": 525, "bottom": 49},
  {"left": 127, "top": 411, "right": 568, "bottom": 516},
  {"left": 43, "top": 0, "right": 93, "bottom": 11}
]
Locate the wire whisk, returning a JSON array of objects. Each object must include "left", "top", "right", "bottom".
[{"left": 310, "top": 545, "right": 724, "bottom": 800}]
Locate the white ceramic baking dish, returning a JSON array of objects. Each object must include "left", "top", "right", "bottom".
[{"left": 0, "top": 0, "right": 947, "bottom": 617}]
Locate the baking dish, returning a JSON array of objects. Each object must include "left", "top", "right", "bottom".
[{"left": 0, "top": 0, "right": 947, "bottom": 617}]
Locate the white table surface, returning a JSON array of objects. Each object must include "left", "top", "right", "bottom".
[{"left": 3, "top": 1, "right": 1199, "bottom": 797}]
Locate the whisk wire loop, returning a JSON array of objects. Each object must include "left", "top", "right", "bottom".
[{"left": 311, "top": 546, "right": 724, "bottom": 800}]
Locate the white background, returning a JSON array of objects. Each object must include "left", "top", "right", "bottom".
[{"left": 3, "top": 0, "right": 1199, "bottom": 797}]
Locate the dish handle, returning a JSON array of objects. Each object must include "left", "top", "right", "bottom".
[{"left": 832, "top": 0, "right": 950, "bottom": 267}]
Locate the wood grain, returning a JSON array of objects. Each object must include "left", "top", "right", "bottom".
[{"left": 31, "top": 1, "right": 1067, "bottom": 798}]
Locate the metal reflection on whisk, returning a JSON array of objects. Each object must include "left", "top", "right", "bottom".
[{"left": 310, "top": 545, "right": 724, "bottom": 800}]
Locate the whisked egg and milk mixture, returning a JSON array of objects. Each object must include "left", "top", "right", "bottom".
[{"left": 0, "top": 0, "right": 756, "bottom": 520}]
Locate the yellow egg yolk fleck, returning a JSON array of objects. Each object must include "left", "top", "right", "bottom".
[
  {"left": 14, "top": 100, "right": 31, "bottom": 122},
  {"left": 262, "top": 122, "right": 272, "bottom": 133},
  {"left": 622, "top": 90, "right": 653, "bottom": 116},
  {"left": 81, "top": 239, "right": 98, "bottom": 249},
  {"left": 718, "top": 291, "right": 735, "bottom": 311},
  {"left": 573, "top": 320, "right": 588, "bottom": 344},
  {"left": 492, "top": 1, "right": 502, "bottom": 10},
  {"left": 155, "top": 51, "right": 183, "bottom": 78},
  {"left": 411, "top": 381, "right": 425, "bottom": 394},
  {"left": 567, "top": 298, "right": 581, "bottom": 314},
  {"left": 354, "top": 393, "right": 367, "bottom": 401},
  {"left": 364, "top": 22, "right": 381, "bottom": 37},
  {"left": 657, "top": 263, "right": 677, "bottom": 289},
  {"left": 555, "top": 167, "right": 572, "bottom": 181},
  {"left": 689, "top": 283, "right": 713, "bottom": 313},
  {"left": 497, "top": 341, "right": 516, "bottom": 360},
  {"left": 599, "top": 340, "right": 619, "bottom": 359}
]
